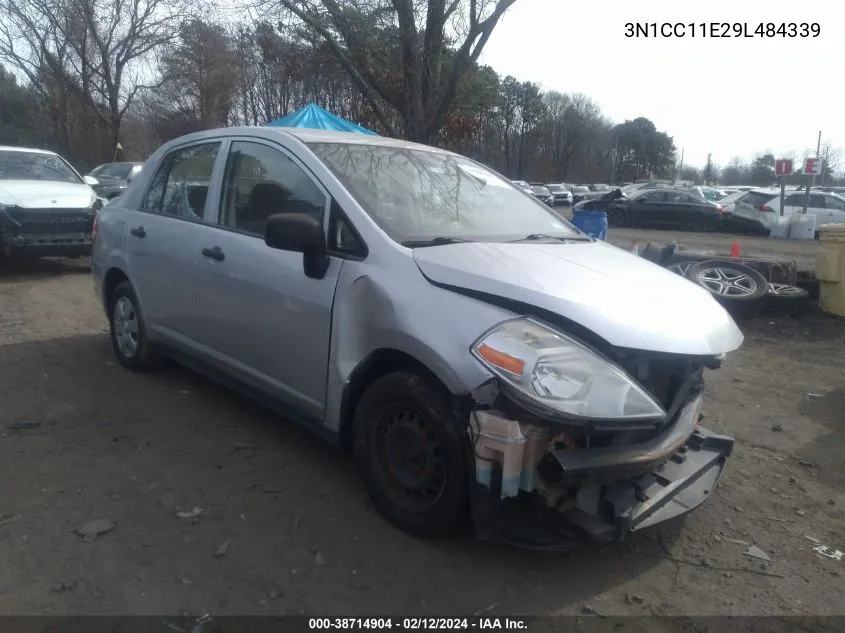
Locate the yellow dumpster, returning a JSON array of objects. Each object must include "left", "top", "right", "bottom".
[{"left": 816, "top": 223, "right": 845, "bottom": 317}]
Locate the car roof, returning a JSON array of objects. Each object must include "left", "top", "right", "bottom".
[
  {"left": 0, "top": 145, "right": 60, "bottom": 155},
  {"left": 167, "top": 126, "right": 452, "bottom": 155}
]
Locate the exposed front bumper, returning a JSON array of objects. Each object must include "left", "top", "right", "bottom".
[
  {"left": 1, "top": 232, "right": 92, "bottom": 257},
  {"left": 469, "top": 396, "right": 734, "bottom": 549}
]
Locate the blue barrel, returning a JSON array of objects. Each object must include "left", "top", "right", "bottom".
[{"left": 571, "top": 209, "right": 608, "bottom": 240}]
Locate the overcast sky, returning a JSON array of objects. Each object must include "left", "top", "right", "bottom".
[{"left": 478, "top": 0, "right": 840, "bottom": 170}]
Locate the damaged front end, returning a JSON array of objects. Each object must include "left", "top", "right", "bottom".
[
  {"left": 0, "top": 205, "right": 97, "bottom": 258},
  {"left": 464, "top": 317, "right": 734, "bottom": 549}
]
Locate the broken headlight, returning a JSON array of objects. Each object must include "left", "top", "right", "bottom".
[{"left": 471, "top": 317, "right": 666, "bottom": 422}]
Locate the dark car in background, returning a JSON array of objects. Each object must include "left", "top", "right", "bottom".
[
  {"left": 87, "top": 162, "right": 144, "bottom": 200},
  {"left": 543, "top": 183, "right": 572, "bottom": 206},
  {"left": 530, "top": 184, "right": 554, "bottom": 206},
  {"left": 587, "top": 187, "right": 724, "bottom": 231}
]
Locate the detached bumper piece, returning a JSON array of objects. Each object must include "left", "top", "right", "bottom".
[{"left": 469, "top": 397, "right": 734, "bottom": 550}]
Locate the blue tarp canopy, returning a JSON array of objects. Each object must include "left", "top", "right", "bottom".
[{"left": 266, "top": 103, "right": 378, "bottom": 136}]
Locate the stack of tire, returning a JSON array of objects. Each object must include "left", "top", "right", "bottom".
[
  {"left": 669, "top": 258, "right": 811, "bottom": 319},
  {"left": 636, "top": 242, "right": 813, "bottom": 319}
]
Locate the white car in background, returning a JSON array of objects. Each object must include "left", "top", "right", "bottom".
[
  {"left": 0, "top": 145, "right": 103, "bottom": 258},
  {"left": 731, "top": 188, "right": 845, "bottom": 235}
]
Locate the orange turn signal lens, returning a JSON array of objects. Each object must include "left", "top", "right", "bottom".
[{"left": 477, "top": 344, "right": 525, "bottom": 376}]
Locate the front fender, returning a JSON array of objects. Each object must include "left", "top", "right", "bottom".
[{"left": 322, "top": 259, "right": 517, "bottom": 433}]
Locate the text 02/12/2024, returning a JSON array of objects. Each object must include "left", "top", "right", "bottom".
[{"left": 624, "top": 22, "right": 821, "bottom": 38}]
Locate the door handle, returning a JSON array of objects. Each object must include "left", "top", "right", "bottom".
[
  {"left": 130, "top": 226, "right": 146, "bottom": 238},
  {"left": 201, "top": 246, "right": 225, "bottom": 262}
]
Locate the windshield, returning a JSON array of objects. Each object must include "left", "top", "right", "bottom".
[
  {"left": 308, "top": 142, "right": 579, "bottom": 243},
  {"left": 0, "top": 150, "right": 81, "bottom": 183},
  {"left": 573, "top": 187, "right": 590, "bottom": 194},
  {"left": 90, "top": 163, "right": 137, "bottom": 179},
  {"left": 547, "top": 184, "right": 563, "bottom": 192}
]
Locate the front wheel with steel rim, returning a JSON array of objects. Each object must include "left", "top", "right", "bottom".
[
  {"left": 352, "top": 371, "right": 469, "bottom": 537},
  {"left": 684, "top": 259, "right": 768, "bottom": 318},
  {"left": 108, "top": 281, "right": 159, "bottom": 372}
]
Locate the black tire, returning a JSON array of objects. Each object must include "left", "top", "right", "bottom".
[
  {"left": 684, "top": 259, "right": 768, "bottom": 319},
  {"left": 607, "top": 209, "right": 627, "bottom": 228},
  {"left": 762, "top": 283, "right": 811, "bottom": 316},
  {"left": 795, "top": 277, "right": 820, "bottom": 300},
  {"left": 108, "top": 281, "right": 159, "bottom": 371},
  {"left": 352, "top": 371, "right": 469, "bottom": 537}
]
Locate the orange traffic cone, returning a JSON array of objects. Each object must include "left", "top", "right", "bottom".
[{"left": 729, "top": 239, "right": 741, "bottom": 258}]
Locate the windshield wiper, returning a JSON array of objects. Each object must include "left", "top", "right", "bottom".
[
  {"left": 401, "top": 236, "right": 474, "bottom": 248},
  {"left": 507, "top": 233, "right": 592, "bottom": 243}
]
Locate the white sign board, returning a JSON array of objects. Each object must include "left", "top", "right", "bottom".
[{"left": 803, "top": 157, "right": 822, "bottom": 176}]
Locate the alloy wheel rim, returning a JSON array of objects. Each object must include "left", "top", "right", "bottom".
[
  {"left": 667, "top": 261, "right": 693, "bottom": 276},
  {"left": 695, "top": 266, "right": 758, "bottom": 297},
  {"left": 113, "top": 296, "right": 139, "bottom": 357},
  {"left": 768, "top": 283, "right": 805, "bottom": 296}
]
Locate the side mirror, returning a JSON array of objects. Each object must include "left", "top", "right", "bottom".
[
  {"left": 84, "top": 175, "right": 99, "bottom": 186},
  {"left": 264, "top": 212, "right": 329, "bottom": 279}
]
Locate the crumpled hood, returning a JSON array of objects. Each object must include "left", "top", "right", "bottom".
[
  {"left": 0, "top": 180, "right": 95, "bottom": 209},
  {"left": 412, "top": 240, "right": 744, "bottom": 356}
]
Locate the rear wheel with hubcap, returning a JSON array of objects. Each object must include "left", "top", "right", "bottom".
[
  {"left": 352, "top": 371, "right": 469, "bottom": 537},
  {"left": 108, "top": 281, "right": 159, "bottom": 371}
]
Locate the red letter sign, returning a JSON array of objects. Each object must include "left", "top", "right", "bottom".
[
  {"left": 775, "top": 159, "right": 793, "bottom": 177},
  {"left": 803, "top": 157, "right": 821, "bottom": 176}
]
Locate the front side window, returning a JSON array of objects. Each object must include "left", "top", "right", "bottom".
[
  {"left": 808, "top": 194, "right": 826, "bottom": 208},
  {"left": 220, "top": 141, "right": 326, "bottom": 236},
  {"left": 308, "top": 142, "right": 579, "bottom": 244},
  {"left": 143, "top": 143, "right": 219, "bottom": 220},
  {"left": 0, "top": 150, "right": 81, "bottom": 184}
]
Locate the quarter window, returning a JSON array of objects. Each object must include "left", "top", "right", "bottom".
[
  {"left": 824, "top": 196, "right": 845, "bottom": 211},
  {"left": 219, "top": 141, "right": 326, "bottom": 236},
  {"left": 143, "top": 143, "right": 220, "bottom": 220}
]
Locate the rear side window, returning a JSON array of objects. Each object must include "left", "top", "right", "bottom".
[
  {"left": 740, "top": 191, "right": 775, "bottom": 207},
  {"left": 825, "top": 196, "right": 845, "bottom": 211},
  {"left": 637, "top": 191, "right": 667, "bottom": 203},
  {"left": 143, "top": 143, "right": 220, "bottom": 221},
  {"left": 784, "top": 194, "right": 804, "bottom": 206},
  {"left": 219, "top": 141, "right": 326, "bottom": 236}
]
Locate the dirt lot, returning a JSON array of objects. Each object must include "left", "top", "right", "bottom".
[{"left": 1, "top": 236, "right": 844, "bottom": 618}]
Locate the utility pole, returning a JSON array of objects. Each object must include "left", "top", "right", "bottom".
[
  {"left": 705, "top": 153, "right": 712, "bottom": 185},
  {"left": 801, "top": 130, "right": 822, "bottom": 215},
  {"left": 609, "top": 136, "right": 618, "bottom": 184},
  {"left": 676, "top": 148, "right": 684, "bottom": 184}
]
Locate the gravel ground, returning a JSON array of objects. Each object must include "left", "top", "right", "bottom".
[{"left": 0, "top": 248, "right": 843, "bottom": 618}]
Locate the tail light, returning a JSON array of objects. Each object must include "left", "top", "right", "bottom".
[
  {"left": 92, "top": 212, "right": 99, "bottom": 243},
  {"left": 759, "top": 204, "right": 775, "bottom": 213},
  {"left": 715, "top": 204, "right": 723, "bottom": 214}
]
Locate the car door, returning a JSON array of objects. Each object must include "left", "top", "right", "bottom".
[
  {"left": 126, "top": 141, "right": 223, "bottom": 341},
  {"left": 192, "top": 137, "right": 344, "bottom": 420},
  {"left": 629, "top": 190, "right": 667, "bottom": 224},
  {"left": 821, "top": 195, "right": 845, "bottom": 223}
]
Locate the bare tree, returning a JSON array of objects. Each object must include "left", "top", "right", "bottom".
[
  {"left": 1, "top": 0, "right": 189, "bottom": 152},
  {"left": 271, "top": 0, "right": 518, "bottom": 142}
]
